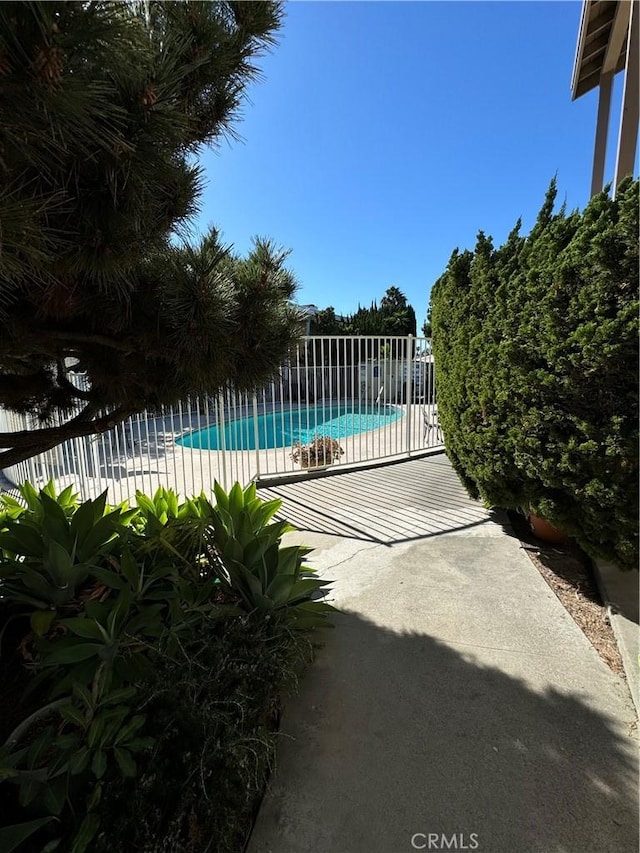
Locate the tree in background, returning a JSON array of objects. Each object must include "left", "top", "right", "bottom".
[
  {"left": 0, "top": 1, "right": 300, "bottom": 469},
  {"left": 341, "top": 287, "right": 417, "bottom": 337},
  {"left": 309, "top": 306, "right": 344, "bottom": 336},
  {"left": 421, "top": 306, "right": 432, "bottom": 338},
  {"left": 379, "top": 286, "right": 417, "bottom": 336},
  {"left": 345, "top": 301, "right": 382, "bottom": 335},
  {"left": 348, "top": 287, "right": 416, "bottom": 359}
]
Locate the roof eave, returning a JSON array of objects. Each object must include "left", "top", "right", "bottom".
[{"left": 571, "top": 0, "right": 591, "bottom": 100}]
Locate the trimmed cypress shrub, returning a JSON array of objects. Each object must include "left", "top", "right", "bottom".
[{"left": 431, "top": 177, "right": 639, "bottom": 569}]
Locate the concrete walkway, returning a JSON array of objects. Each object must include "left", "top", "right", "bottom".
[{"left": 249, "top": 454, "right": 638, "bottom": 853}]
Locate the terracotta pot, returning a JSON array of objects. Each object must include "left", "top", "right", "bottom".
[{"left": 528, "top": 512, "right": 567, "bottom": 545}]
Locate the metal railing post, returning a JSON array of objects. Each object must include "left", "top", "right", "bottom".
[
  {"left": 405, "top": 334, "right": 413, "bottom": 456},
  {"left": 252, "top": 393, "right": 261, "bottom": 481},
  {"left": 217, "top": 392, "right": 228, "bottom": 490}
]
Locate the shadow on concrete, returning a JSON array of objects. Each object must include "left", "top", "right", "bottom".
[
  {"left": 251, "top": 610, "right": 639, "bottom": 853},
  {"left": 260, "top": 455, "right": 510, "bottom": 546},
  {"left": 97, "top": 463, "right": 163, "bottom": 481},
  {"left": 271, "top": 490, "right": 506, "bottom": 546},
  {"left": 609, "top": 589, "right": 640, "bottom": 626}
]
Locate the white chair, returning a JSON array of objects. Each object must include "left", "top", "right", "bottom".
[{"left": 423, "top": 404, "right": 443, "bottom": 443}]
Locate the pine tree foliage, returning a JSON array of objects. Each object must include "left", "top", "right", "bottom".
[
  {"left": 0, "top": 1, "right": 301, "bottom": 468},
  {"left": 430, "top": 178, "right": 639, "bottom": 569}
]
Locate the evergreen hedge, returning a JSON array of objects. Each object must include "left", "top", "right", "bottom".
[{"left": 430, "top": 177, "right": 639, "bottom": 569}]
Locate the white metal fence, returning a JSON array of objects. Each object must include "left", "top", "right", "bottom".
[{"left": 1, "top": 336, "right": 443, "bottom": 502}]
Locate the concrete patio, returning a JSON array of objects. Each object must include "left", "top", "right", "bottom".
[{"left": 249, "top": 454, "right": 639, "bottom": 853}]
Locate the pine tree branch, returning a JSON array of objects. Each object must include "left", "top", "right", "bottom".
[
  {"left": 3, "top": 331, "right": 135, "bottom": 360},
  {"left": 45, "top": 331, "right": 134, "bottom": 353}
]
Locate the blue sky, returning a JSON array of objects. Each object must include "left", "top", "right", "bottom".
[{"left": 196, "top": 1, "right": 628, "bottom": 328}]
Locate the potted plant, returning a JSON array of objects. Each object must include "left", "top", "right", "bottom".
[
  {"left": 527, "top": 509, "right": 567, "bottom": 545},
  {"left": 291, "top": 436, "right": 344, "bottom": 470}
]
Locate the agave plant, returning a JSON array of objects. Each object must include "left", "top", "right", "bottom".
[
  {"left": 131, "top": 487, "right": 215, "bottom": 574},
  {"left": 0, "top": 485, "right": 137, "bottom": 634},
  {"left": 0, "top": 478, "right": 332, "bottom": 853},
  {"left": 206, "top": 482, "right": 335, "bottom": 628}
]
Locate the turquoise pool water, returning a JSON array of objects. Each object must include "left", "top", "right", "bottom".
[{"left": 177, "top": 403, "right": 404, "bottom": 451}]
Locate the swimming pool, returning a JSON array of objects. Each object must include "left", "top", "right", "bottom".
[{"left": 176, "top": 403, "right": 404, "bottom": 451}]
